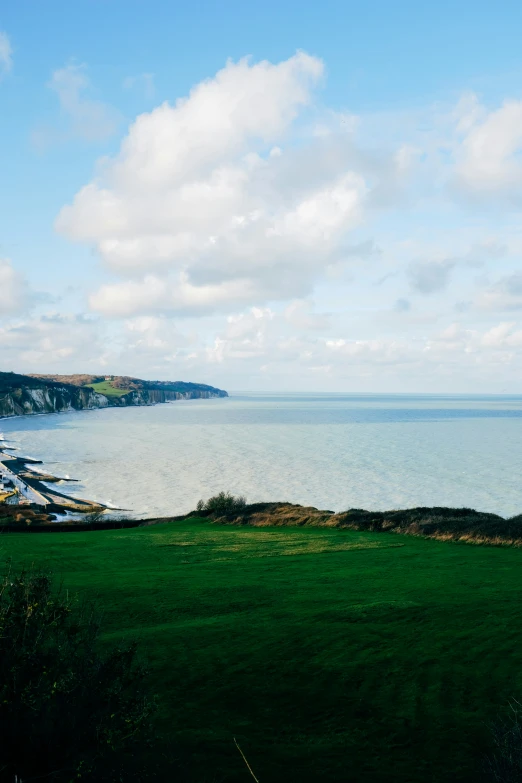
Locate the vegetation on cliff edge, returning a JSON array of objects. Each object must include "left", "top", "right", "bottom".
[
  {"left": 192, "top": 497, "right": 522, "bottom": 546},
  {"left": 30, "top": 372, "right": 228, "bottom": 396}
]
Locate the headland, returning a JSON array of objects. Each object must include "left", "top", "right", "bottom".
[
  {"left": 0, "top": 369, "right": 228, "bottom": 523},
  {"left": 0, "top": 371, "right": 228, "bottom": 419}
]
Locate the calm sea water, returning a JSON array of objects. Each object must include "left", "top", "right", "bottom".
[{"left": 2, "top": 392, "right": 522, "bottom": 518}]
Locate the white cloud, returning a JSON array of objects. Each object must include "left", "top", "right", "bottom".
[
  {"left": 122, "top": 315, "right": 191, "bottom": 359},
  {"left": 171, "top": 304, "right": 522, "bottom": 392},
  {"left": 0, "top": 259, "right": 30, "bottom": 315},
  {"left": 39, "top": 63, "right": 120, "bottom": 144},
  {"left": 480, "top": 321, "right": 522, "bottom": 348},
  {"left": 325, "top": 336, "right": 408, "bottom": 365},
  {"left": 0, "top": 314, "right": 108, "bottom": 370},
  {"left": 0, "top": 31, "right": 12, "bottom": 77},
  {"left": 41, "top": 56, "right": 522, "bottom": 389},
  {"left": 56, "top": 52, "right": 379, "bottom": 316},
  {"left": 4, "top": 297, "right": 522, "bottom": 390},
  {"left": 90, "top": 273, "right": 263, "bottom": 317},
  {"left": 284, "top": 300, "right": 331, "bottom": 330},
  {"left": 454, "top": 96, "right": 522, "bottom": 198},
  {"left": 206, "top": 310, "right": 522, "bottom": 379},
  {"left": 478, "top": 273, "right": 522, "bottom": 311}
]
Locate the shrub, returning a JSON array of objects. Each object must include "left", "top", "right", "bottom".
[
  {"left": 0, "top": 564, "right": 157, "bottom": 782},
  {"left": 485, "top": 700, "right": 522, "bottom": 781},
  {"left": 196, "top": 491, "right": 247, "bottom": 515},
  {"left": 83, "top": 508, "right": 107, "bottom": 524}
]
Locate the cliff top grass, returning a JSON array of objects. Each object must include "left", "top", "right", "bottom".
[
  {"left": 2, "top": 518, "right": 522, "bottom": 781},
  {"left": 86, "top": 380, "right": 129, "bottom": 397},
  {"left": 30, "top": 373, "right": 228, "bottom": 396}
]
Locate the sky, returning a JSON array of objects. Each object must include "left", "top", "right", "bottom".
[{"left": 2, "top": 1, "right": 522, "bottom": 392}]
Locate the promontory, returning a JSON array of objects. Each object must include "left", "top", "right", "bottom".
[{"left": 0, "top": 372, "right": 228, "bottom": 418}]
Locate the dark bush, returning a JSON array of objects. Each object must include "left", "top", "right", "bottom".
[
  {"left": 485, "top": 700, "right": 522, "bottom": 781},
  {"left": 196, "top": 491, "right": 247, "bottom": 515},
  {"left": 0, "top": 564, "right": 157, "bottom": 782}
]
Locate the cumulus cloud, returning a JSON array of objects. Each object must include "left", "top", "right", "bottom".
[
  {"left": 0, "top": 31, "right": 12, "bottom": 77},
  {"left": 178, "top": 304, "right": 522, "bottom": 390},
  {"left": 41, "top": 57, "right": 522, "bottom": 388},
  {"left": 454, "top": 95, "right": 522, "bottom": 199},
  {"left": 124, "top": 315, "right": 189, "bottom": 357},
  {"left": 204, "top": 309, "right": 522, "bottom": 381},
  {"left": 90, "top": 274, "right": 265, "bottom": 317},
  {"left": 60, "top": 62, "right": 522, "bottom": 327},
  {"left": 0, "top": 259, "right": 31, "bottom": 315},
  {"left": 5, "top": 298, "right": 522, "bottom": 390},
  {"left": 55, "top": 52, "right": 382, "bottom": 316}
]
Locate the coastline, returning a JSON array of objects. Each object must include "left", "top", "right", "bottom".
[
  {"left": 3, "top": 454, "right": 522, "bottom": 547},
  {"left": 0, "top": 372, "right": 228, "bottom": 420},
  {"left": 0, "top": 440, "right": 107, "bottom": 520},
  {"left": 0, "top": 382, "right": 229, "bottom": 519},
  {"left": 2, "top": 395, "right": 522, "bottom": 542}
]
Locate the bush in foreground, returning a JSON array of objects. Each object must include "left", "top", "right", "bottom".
[
  {"left": 485, "top": 700, "right": 522, "bottom": 781},
  {"left": 196, "top": 491, "right": 247, "bottom": 516},
  {"left": 0, "top": 565, "right": 157, "bottom": 782}
]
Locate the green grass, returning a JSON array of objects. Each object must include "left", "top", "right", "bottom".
[
  {"left": 1, "top": 521, "right": 521, "bottom": 782},
  {"left": 86, "top": 380, "right": 129, "bottom": 397}
]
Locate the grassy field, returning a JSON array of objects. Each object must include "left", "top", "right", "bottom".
[
  {"left": 86, "top": 380, "right": 129, "bottom": 397},
  {"left": 1, "top": 520, "right": 521, "bottom": 782}
]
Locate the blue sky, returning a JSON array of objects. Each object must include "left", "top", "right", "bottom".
[{"left": 2, "top": 1, "right": 522, "bottom": 391}]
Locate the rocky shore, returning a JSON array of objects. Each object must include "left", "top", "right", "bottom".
[{"left": 0, "top": 440, "right": 107, "bottom": 523}]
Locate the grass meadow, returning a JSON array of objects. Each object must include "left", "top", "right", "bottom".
[
  {"left": 86, "top": 380, "right": 129, "bottom": 397},
  {"left": 2, "top": 520, "right": 522, "bottom": 782}
]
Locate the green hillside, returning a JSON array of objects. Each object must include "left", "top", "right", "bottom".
[{"left": 2, "top": 521, "right": 521, "bottom": 782}]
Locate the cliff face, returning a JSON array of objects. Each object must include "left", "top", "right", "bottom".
[
  {"left": 112, "top": 389, "right": 227, "bottom": 406},
  {"left": 0, "top": 372, "right": 228, "bottom": 419},
  {"left": 0, "top": 385, "right": 109, "bottom": 418}
]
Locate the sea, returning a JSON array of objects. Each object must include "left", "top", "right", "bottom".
[{"left": 2, "top": 392, "right": 522, "bottom": 518}]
